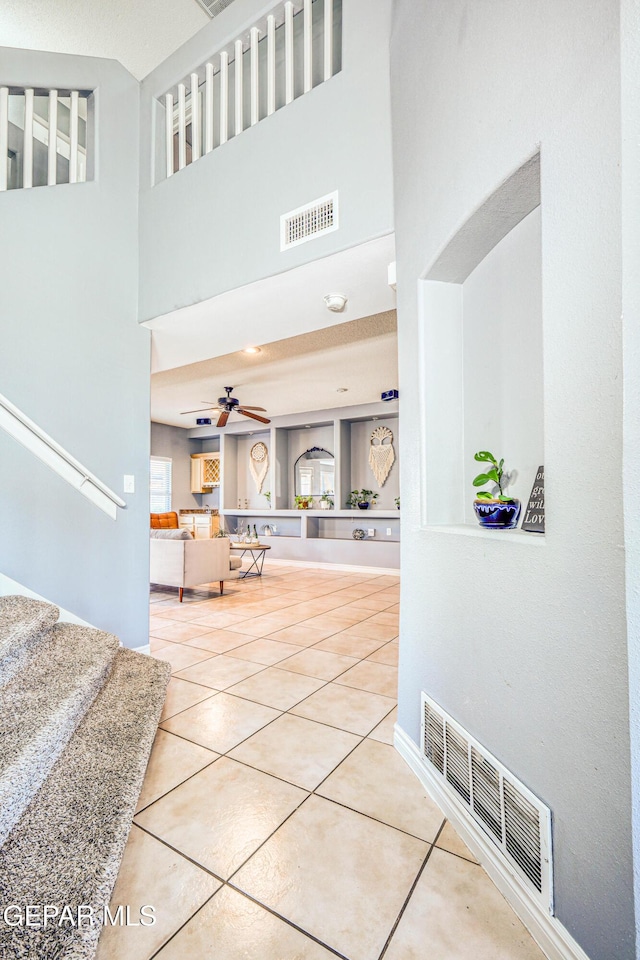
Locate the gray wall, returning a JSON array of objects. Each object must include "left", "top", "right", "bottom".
[
  {"left": 0, "top": 48, "right": 149, "bottom": 650},
  {"left": 151, "top": 421, "right": 199, "bottom": 511},
  {"left": 137, "top": 0, "right": 393, "bottom": 323},
  {"left": 390, "top": 3, "right": 633, "bottom": 959}
]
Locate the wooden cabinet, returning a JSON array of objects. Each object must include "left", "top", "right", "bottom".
[
  {"left": 179, "top": 513, "right": 220, "bottom": 538},
  {"left": 190, "top": 453, "right": 220, "bottom": 494}
]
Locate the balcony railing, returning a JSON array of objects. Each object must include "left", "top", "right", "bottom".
[
  {"left": 159, "top": 0, "right": 342, "bottom": 182},
  {"left": 0, "top": 87, "right": 91, "bottom": 191}
]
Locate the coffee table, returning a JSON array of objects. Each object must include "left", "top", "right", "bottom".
[{"left": 229, "top": 543, "right": 271, "bottom": 578}]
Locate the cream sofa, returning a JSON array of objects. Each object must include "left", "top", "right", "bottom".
[{"left": 150, "top": 537, "right": 242, "bottom": 601}]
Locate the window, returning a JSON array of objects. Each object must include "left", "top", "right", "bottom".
[{"left": 150, "top": 457, "right": 172, "bottom": 512}]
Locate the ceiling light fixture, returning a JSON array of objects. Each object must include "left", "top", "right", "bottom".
[
  {"left": 323, "top": 293, "right": 348, "bottom": 313},
  {"left": 337, "top": 387, "right": 348, "bottom": 393},
  {"left": 243, "top": 346, "right": 261, "bottom": 354}
]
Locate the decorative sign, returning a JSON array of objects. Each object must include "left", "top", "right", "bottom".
[{"left": 521, "top": 466, "right": 545, "bottom": 533}]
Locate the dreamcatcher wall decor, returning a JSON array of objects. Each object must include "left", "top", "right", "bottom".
[
  {"left": 249, "top": 441, "right": 269, "bottom": 494},
  {"left": 368, "top": 426, "right": 395, "bottom": 487}
]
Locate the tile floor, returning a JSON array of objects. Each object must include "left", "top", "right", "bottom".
[{"left": 97, "top": 563, "right": 546, "bottom": 960}]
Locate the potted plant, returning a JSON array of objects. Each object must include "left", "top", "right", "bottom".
[
  {"left": 320, "top": 491, "right": 334, "bottom": 510},
  {"left": 347, "top": 489, "right": 378, "bottom": 510},
  {"left": 264, "top": 491, "right": 271, "bottom": 505},
  {"left": 395, "top": 496, "right": 400, "bottom": 510},
  {"left": 472, "top": 450, "right": 521, "bottom": 528},
  {"left": 294, "top": 495, "right": 314, "bottom": 510}
]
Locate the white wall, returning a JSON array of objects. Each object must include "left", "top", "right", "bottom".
[
  {"left": 0, "top": 47, "right": 150, "bottom": 650},
  {"left": 390, "top": 3, "right": 633, "bottom": 959},
  {"left": 137, "top": 0, "right": 394, "bottom": 325}
]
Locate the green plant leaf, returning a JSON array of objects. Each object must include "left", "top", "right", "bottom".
[
  {"left": 474, "top": 451, "right": 496, "bottom": 464},
  {"left": 473, "top": 473, "right": 491, "bottom": 486},
  {"left": 486, "top": 467, "right": 500, "bottom": 483},
  {"left": 498, "top": 495, "right": 514, "bottom": 503},
  {"left": 476, "top": 491, "right": 494, "bottom": 500}
]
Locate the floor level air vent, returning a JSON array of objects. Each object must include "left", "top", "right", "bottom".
[
  {"left": 280, "top": 192, "right": 339, "bottom": 250},
  {"left": 421, "top": 693, "right": 553, "bottom": 913}
]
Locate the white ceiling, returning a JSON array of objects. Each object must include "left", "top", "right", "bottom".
[
  {"left": 0, "top": 0, "right": 209, "bottom": 80},
  {"left": 146, "top": 233, "right": 397, "bottom": 373},
  {"left": 152, "top": 310, "right": 398, "bottom": 426}
]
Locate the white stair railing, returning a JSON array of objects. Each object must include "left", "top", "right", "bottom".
[
  {"left": 0, "top": 87, "right": 91, "bottom": 191},
  {"left": 160, "top": 0, "right": 341, "bottom": 181},
  {"left": 0, "top": 392, "right": 125, "bottom": 520}
]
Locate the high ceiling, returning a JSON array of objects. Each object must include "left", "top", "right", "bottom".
[
  {"left": 1, "top": 0, "right": 209, "bottom": 80},
  {"left": 152, "top": 311, "right": 398, "bottom": 427}
]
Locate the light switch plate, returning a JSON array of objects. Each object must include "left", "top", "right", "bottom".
[{"left": 124, "top": 475, "right": 135, "bottom": 493}]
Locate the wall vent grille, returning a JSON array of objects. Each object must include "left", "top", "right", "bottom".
[
  {"left": 193, "top": 0, "right": 237, "bottom": 18},
  {"left": 421, "top": 693, "right": 553, "bottom": 913},
  {"left": 280, "top": 191, "right": 339, "bottom": 250}
]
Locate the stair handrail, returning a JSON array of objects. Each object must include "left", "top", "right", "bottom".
[{"left": 0, "top": 391, "right": 126, "bottom": 520}]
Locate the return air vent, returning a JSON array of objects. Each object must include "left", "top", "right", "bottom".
[
  {"left": 280, "top": 192, "right": 339, "bottom": 250},
  {"left": 421, "top": 693, "right": 553, "bottom": 913},
  {"left": 193, "top": 0, "right": 237, "bottom": 18}
]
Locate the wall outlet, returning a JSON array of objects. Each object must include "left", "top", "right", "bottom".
[
  {"left": 386, "top": 528, "right": 392, "bottom": 536},
  {"left": 367, "top": 528, "right": 375, "bottom": 537},
  {"left": 124, "top": 475, "right": 135, "bottom": 493}
]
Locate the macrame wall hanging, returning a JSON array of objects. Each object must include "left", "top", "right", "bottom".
[
  {"left": 368, "top": 425, "right": 395, "bottom": 487},
  {"left": 249, "top": 441, "right": 269, "bottom": 494}
]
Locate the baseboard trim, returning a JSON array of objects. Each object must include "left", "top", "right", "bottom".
[
  {"left": 132, "top": 643, "right": 151, "bottom": 656},
  {"left": 266, "top": 558, "right": 400, "bottom": 576},
  {"left": 394, "top": 725, "right": 591, "bottom": 960}
]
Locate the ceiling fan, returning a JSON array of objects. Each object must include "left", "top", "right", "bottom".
[{"left": 181, "top": 386, "right": 270, "bottom": 428}]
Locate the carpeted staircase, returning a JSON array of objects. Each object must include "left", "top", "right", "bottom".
[{"left": 0, "top": 595, "right": 170, "bottom": 959}]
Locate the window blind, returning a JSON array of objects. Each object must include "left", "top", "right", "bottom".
[{"left": 150, "top": 457, "right": 172, "bottom": 513}]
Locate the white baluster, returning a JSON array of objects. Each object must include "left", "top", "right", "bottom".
[
  {"left": 69, "top": 90, "right": 79, "bottom": 184},
  {"left": 220, "top": 51, "right": 229, "bottom": 145},
  {"left": 250, "top": 26, "right": 260, "bottom": 126},
  {"left": 0, "top": 87, "right": 7, "bottom": 192},
  {"left": 48, "top": 90, "right": 58, "bottom": 185},
  {"left": 178, "top": 83, "right": 186, "bottom": 170},
  {"left": 165, "top": 93, "right": 174, "bottom": 178},
  {"left": 23, "top": 88, "right": 34, "bottom": 188},
  {"left": 304, "top": 0, "right": 312, "bottom": 93},
  {"left": 267, "top": 14, "right": 276, "bottom": 116},
  {"left": 190, "top": 73, "right": 200, "bottom": 161},
  {"left": 205, "top": 63, "right": 214, "bottom": 154},
  {"left": 324, "top": 0, "right": 333, "bottom": 82},
  {"left": 285, "top": 2, "right": 294, "bottom": 105},
  {"left": 235, "top": 38, "right": 244, "bottom": 136}
]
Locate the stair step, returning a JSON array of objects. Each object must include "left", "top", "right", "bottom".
[
  {"left": 0, "top": 621, "right": 120, "bottom": 848},
  {"left": 0, "top": 595, "right": 59, "bottom": 688},
  {"left": 0, "top": 647, "right": 170, "bottom": 957}
]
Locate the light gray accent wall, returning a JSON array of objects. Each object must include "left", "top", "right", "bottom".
[
  {"left": 621, "top": 0, "right": 640, "bottom": 952},
  {"left": 137, "top": 0, "right": 393, "bottom": 323},
  {"left": 390, "top": 4, "right": 633, "bottom": 959},
  {"left": 150, "top": 421, "right": 200, "bottom": 511},
  {"left": 0, "top": 47, "right": 149, "bottom": 650}
]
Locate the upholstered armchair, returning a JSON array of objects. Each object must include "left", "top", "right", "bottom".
[{"left": 150, "top": 537, "right": 242, "bottom": 601}]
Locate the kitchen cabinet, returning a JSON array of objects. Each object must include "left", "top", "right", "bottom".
[
  {"left": 190, "top": 453, "right": 220, "bottom": 494},
  {"left": 179, "top": 513, "right": 220, "bottom": 538}
]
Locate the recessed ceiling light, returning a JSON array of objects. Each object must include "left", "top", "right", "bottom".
[
  {"left": 244, "top": 346, "right": 261, "bottom": 354},
  {"left": 372, "top": 416, "right": 379, "bottom": 420},
  {"left": 305, "top": 425, "right": 311, "bottom": 428},
  {"left": 337, "top": 387, "right": 348, "bottom": 393}
]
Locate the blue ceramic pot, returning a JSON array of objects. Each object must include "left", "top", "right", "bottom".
[
  {"left": 357, "top": 502, "right": 370, "bottom": 510},
  {"left": 473, "top": 499, "right": 521, "bottom": 529}
]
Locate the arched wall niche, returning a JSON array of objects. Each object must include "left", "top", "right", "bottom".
[{"left": 418, "top": 151, "right": 544, "bottom": 537}]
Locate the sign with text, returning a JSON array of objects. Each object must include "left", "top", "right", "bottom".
[{"left": 521, "top": 466, "right": 545, "bottom": 533}]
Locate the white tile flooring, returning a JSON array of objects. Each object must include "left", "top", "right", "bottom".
[{"left": 96, "top": 563, "right": 546, "bottom": 960}]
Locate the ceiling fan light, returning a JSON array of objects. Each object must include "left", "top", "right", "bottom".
[{"left": 243, "top": 346, "right": 261, "bottom": 354}]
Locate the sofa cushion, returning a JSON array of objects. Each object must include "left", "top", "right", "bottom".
[
  {"left": 150, "top": 512, "right": 179, "bottom": 529},
  {"left": 150, "top": 528, "right": 193, "bottom": 540}
]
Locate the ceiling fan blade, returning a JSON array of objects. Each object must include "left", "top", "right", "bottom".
[
  {"left": 181, "top": 406, "right": 216, "bottom": 414},
  {"left": 238, "top": 409, "right": 271, "bottom": 424},
  {"left": 237, "top": 405, "right": 267, "bottom": 411},
  {"left": 217, "top": 410, "right": 230, "bottom": 428}
]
